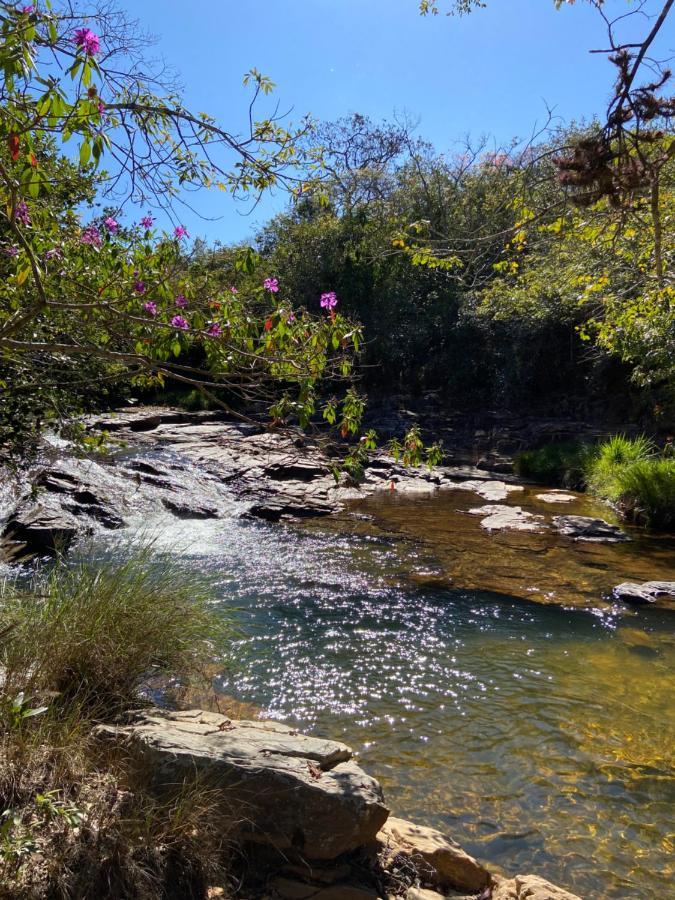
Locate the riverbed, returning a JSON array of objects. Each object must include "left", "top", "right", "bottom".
[{"left": 86, "top": 460, "right": 675, "bottom": 900}]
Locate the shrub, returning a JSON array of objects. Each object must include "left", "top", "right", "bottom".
[
  {"left": 514, "top": 440, "right": 594, "bottom": 488},
  {"left": 0, "top": 545, "right": 229, "bottom": 713}
]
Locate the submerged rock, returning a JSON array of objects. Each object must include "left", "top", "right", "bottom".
[
  {"left": 552, "top": 515, "right": 630, "bottom": 543},
  {"left": 468, "top": 504, "right": 545, "bottom": 533},
  {"left": 535, "top": 492, "right": 576, "bottom": 504},
  {"left": 613, "top": 581, "right": 675, "bottom": 604},
  {"left": 94, "top": 708, "right": 389, "bottom": 861},
  {"left": 515, "top": 874, "right": 583, "bottom": 900}
]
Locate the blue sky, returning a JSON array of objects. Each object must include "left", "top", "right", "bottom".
[{"left": 132, "top": 0, "right": 674, "bottom": 244}]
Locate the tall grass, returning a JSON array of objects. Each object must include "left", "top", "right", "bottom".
[
  {"left": 0, "top": 545, "right": 228, "bottom": 712},
  {"left": 584, "top": 435, "right": 675, "bottom": 529},
  {"left": 0, "top": 547, "right": 234, "bottom": 898}
]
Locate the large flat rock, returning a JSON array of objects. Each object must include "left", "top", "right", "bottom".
[{"left": 94, "top": 709, "right": 389, "bottom": 860}]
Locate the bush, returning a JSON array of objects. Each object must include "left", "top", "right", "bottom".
[
  {"left": 584, "top": 434, "right": 656, "bottom": 498},
  {"left": 583, "top": 435, "right": 675, "bottom": 529},
  {"left": 610, "top": 458, "right": 675, "bottom": 529},
  {"left": 0, "top": 545, "right": 228, "bottom": 713},
  {"left": 514, "top": 440, "right": 594, "bottom": 488}
]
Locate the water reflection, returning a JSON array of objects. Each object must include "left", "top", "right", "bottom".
[{"left": 98, "top": 486, "right": 674, "bottom": 900}]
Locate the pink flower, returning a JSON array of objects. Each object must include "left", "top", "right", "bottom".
[
  {"left": 14, "top": 201, "right": 30, "bottom": 226},
  {"left": 287, "top": 311, "right": 296, "bottom": 323},
  {"left": 103, "top": 216, "right": 119, "bottom": 234},
  {"left": 97, "top": 100, "right": 105, "bottom": 115},
  {"left": 21, "top": 6, "right": 34, "bottom": 13},
  {"left": 320, "top": 291, "right": 338, "bottom": 310},
  {"left": 143, "top": 301, "right": 157, "bottom": 316},
  {"left": 207, "top": 322, "right": 222, "bottom": 337},
  {"left": 263, "top": 277, "right": 279, "bottom": 293},
  {"left": 133, "top": 280, "right": 146, "bottom": 294},
  {"left": 140, "top": 214, "right": 155, "bottom": 229},
  {"left": 80, "top": 225, "right": 102, "bottom": 247},
  {"left": 4, "top": 246, "right": 19, "bottom": 257},
  {"left": 44, "top": 247, "right": 62, "bottom": 260},
  {"left": 229, "top": 285, "right": 238, "bottom": 294},
  {"left": 174, "top": 294, "right": 188, "bottom": 308},
  {"left": 73, "top": 28, "right": 100, "bottom": 57},
  {"left": 171, "top": 314, "right": 189, "bottom": 330},
  {"left": 173, "top": 225, "right": 188, "bottom": 240}
]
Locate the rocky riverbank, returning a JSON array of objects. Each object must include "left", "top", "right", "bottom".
[
  {"left": 96, "top": 707, "right": 583, "bottom": 900},
  {"left": 1, "top": 406, "right": 673, "bottom": 609}
]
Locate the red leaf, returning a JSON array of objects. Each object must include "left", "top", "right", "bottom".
[{"left": 8, "top": 134, "right": 20, "bottom": 162}]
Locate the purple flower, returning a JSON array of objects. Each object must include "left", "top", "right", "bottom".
[
  {"left": 80, "top": 225, "right": 102, "bottom": 247},
  {"left": 287, "top": 311, "right": 296, "bottom": 323},
  {"left": 44, "top": 247, "right": 62, "bottom": 260},
  {"left": 97, "top": 100, "right": 105, "bottom": 116},
  {"left": 21, "top": 5, "right": 34, "bottom": 14},
  {"left": 140, "top": 214, "right": 155, "bottom": 229},
  {"left": 171, "top": 314, "right": 189, "bottom": 330},
  {"left": 173, "top": 225, "right": 188, "bottom": 240},
  {"left": 103, "top": 216, "right": 119, "bottom": 234},
  {"left": 207, "top": 322, "right": 222, "bottom": 337},
  {"left": 133, "top": 280, "right": 146, "bottom": 295},
  {"left": 320, "top": 291, "right": 338, "bottom": 310},
  {"left": 4, "top": 246, "right": 19, "bottom": 258},
  {"left": 174, "top": 294, "right": 188, "bottom": 308},
  {"left": 14, "top": 201, "right": 30, "bottom": 226},
  {"left": 143, "top": 301, "right": 157, "bottom": 317},
  {"left": 73, "top": 28, "right": 100, "bottom": 57},
  {"left": 263, "top": 277, "right": 279, "bottom": 293}
]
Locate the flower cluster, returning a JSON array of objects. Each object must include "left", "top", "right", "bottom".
[
  {"left": 103, "top": 216, "right": 119, "bottom": 234},
  {"left": 14, "top": 201, "right": 30, "bottom": 226},
  {"left": 207, "top": 322, "right": 222, "bottom": 337},
  {"left": 174, "top": 294, "right": 188, "bottom": 308},
  {"left": 140, "top": 214, "right": 155, "bottom": 229},
  {"left": 171, "top": 315, "right": 189, "bottom": 330},
  {"left": 143, "top": 301, "right": 157, "bottom": 317},
  {"left": 133, "top": 279, "right": 146, "bottom": 295},
  {"left": 73, "top": 28, "right": 100, "bottom": 57},
  {"left": 174, "top": 225, "right": 188, "bottom": 240},
  {"left": 320, "top": 291, "right": 338, "bottom": 310},
  {"left": 263, "top": 277, "right": 279, "bottom": 293},
  {"left": 80, "top": 225, "right": 102, "bottom": 247}
]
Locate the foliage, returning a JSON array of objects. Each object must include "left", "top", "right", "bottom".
[
  {"left": 0, "top": 544, "right": 230, "bottom": 711},
  {"left": 584, "top": 433, "right": 656, "bottom": 497},
  {"left": 514, "top": 440, "right": 595, "bottom": 489}
]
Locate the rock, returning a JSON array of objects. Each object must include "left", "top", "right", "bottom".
[
  {"left": 450, "top": 480, "right": 524, "bottom": 502},
  {"left": 272, "top": 879, "right": 379, "bottom": 900},
  {"left": 612, "top": 581, "right": 675, "bottom": 604},
  {"left": 1, "top": 503, "right": 82, "bottom": 559},
  {"left": 377, "top": 817, "right": 490, "bottom": 893},
  {"left": 93, "top": 708, "right": 389, "bottom": 860},
  {"left": 515, "top": 874, "right": 582, "bottom": 900},
  {"left": 468, "top": 505, "right": 545, "bottom": 533},
  {"left": 535, "top": 492, "right": 576, "bottom": 504},
  {"left": 491, "top": 877, "right": 519, "bottom": 900},
  {"left": 552, "top": 515, "right": 630, "bottom": 543},
  {"left": 405, "top": 889, "right": 446, "bottom": 900},
  {"left": 161, "top": 496, "right": 219, "bottom": 519}
]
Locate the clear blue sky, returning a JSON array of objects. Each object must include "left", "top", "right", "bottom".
[{"left": 131, "top": 0, "right": 674, "bottom": 244}]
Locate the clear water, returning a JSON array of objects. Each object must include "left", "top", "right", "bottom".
[{"left": 95, "top": 466, "right": 674, "bottom": 900}]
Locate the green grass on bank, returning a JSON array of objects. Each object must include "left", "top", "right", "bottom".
[
  {"left": 515, "top": 435, "right": 675, "bottom": 530},
  {"left": 0, "top": 547, "right": 234, "bottom": 899}
]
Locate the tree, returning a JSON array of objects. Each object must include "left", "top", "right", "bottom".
[{"left": 0, "top": 1, "right": 363, "bottom": 452}]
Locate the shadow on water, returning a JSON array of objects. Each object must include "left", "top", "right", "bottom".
[{"left": 92, "top": 481, "right": 674, "bottom": 900}]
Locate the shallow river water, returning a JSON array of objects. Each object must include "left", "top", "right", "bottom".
[{"left": 98, "top": 462, "right": 674, "bottom": 900}]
